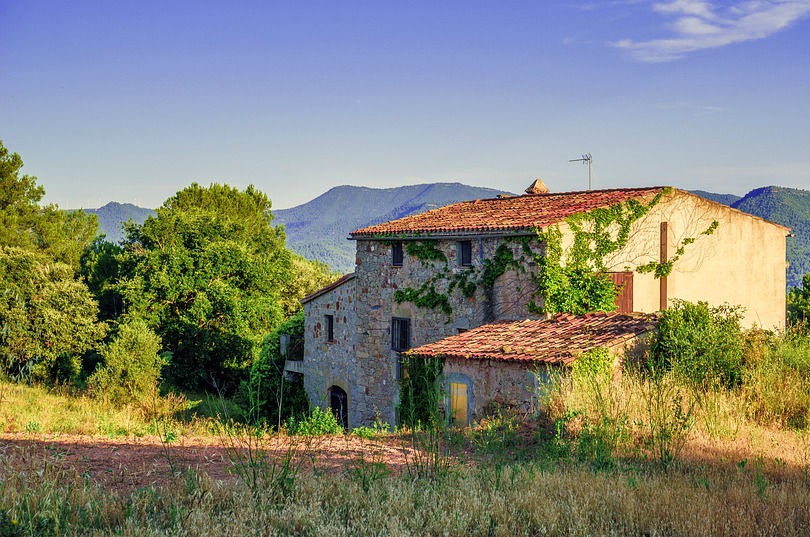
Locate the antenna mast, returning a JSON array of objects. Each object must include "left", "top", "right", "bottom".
[{"left": 569, "top": 153, "right": 593, "bottom": 190}]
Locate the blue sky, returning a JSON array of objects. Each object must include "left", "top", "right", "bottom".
[{"left": 1, "top": 0, "right": 808, "bottom": 210}]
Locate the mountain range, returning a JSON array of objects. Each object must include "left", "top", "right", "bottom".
[
  {"left": 87, "top": 183, "right": 809, "bottom": 289},
  {"left": 274, "top": 183, "right": 512, "bottom": 273}
]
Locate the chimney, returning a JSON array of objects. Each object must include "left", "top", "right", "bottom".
[{"left": 525, "top": 179, "right": 549, "bottom": 195}]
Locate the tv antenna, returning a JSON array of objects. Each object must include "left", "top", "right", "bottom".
[{"left": 569, "top": 153, "right": 592, "bottom": 190}]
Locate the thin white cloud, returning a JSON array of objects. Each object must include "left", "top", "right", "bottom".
[
  {"left": 613, "top": 0, "right": 810, "bottom": 62},
  {"left": 658, "top": 101, "right": 727, "bottom": 114}
]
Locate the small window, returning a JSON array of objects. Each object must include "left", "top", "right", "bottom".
[
  {"left": 457, "top": 240, "right": 472, "bottom": 266},
  {"left": 325, "top": 314, "right": 335, "bottom": 342},
  {"left": 391, "top": 317, "right": 411, "bottom": 351},
  {"left": 392, "top": 241, "right": 404, "bottom": 267}
]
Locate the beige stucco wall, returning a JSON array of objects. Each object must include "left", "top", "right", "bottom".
[{"left": 559, "top": 189, "right": 788, "bottom": 329}]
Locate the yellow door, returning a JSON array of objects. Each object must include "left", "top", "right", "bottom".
[{"left": 450, "top": 382, "right": 468, "bottom": 426}]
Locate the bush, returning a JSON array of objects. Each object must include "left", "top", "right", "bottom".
[
  {"left": 285, "top": 406, "right": 343, "bottom": 436},
  {"left": 244, "top": 311, "right": 309, "bottom": 427},
  {"left": 87, "top": 319, "right": 166, "bottom": 404},
  {"left": 744, "top": 334, "right": 810, "bottom": 429},
  {"left": 649, "top": 300, "right": 745, "bottom": 389},
  {"left": 787, "top": 273, "right": 810, "bottom": 329}
]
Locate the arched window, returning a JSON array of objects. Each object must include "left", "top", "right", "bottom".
[{"left": 328, "top": 385, "right": 348, "bottom": 429}]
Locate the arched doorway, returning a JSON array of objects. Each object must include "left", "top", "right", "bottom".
[{"left": 328, "top": 385, "right": 348, "bottom": 429}]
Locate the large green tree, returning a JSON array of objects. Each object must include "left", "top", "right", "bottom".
[
  {"left": 0, "top": 141, "right": 98, "bottom": 270},
  {"left": 118, "top": 183, "right": 331, "bottom": 392},
  {"left": 0, "top": 247, "right": 106, "bottom": 381},
  {"left": 0, "top": 141, "right": 105, "bottom": 382}
]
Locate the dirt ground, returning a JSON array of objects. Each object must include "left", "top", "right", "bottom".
[{"left": 0, "top": 432, "right": 420, "bottom": 495}]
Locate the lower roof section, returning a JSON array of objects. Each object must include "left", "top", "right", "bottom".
[{"left": 405, "top": 312, "right": 658, "bottom": 364}]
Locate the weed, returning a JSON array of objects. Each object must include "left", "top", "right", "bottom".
[{"left": 286, "top": 406, "right": 343, "bottom": 436}]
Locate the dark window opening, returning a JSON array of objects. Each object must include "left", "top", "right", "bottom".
[
  {"left": 391, "top": 317, "right": 411, "bottom": 351},
  {"left": 392, "top": 241, "right": 404, "bottom": 267},
  {"left": 329, "top": 386, "right": 348, "bottom": 429},
  {"left": 325, "top": 314, "right": 335, "bottom": 342},
  {"left": 458, "top": 240, "right": 472, "bottom": 266}
]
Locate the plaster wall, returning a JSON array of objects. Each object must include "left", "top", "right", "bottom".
[{"left": 590, "top": 190, "right": 787, "bottom": 328}]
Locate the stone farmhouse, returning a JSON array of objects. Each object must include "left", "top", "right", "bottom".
[{"left": 291, "top": 184, "right": 789, "bottom": 428}]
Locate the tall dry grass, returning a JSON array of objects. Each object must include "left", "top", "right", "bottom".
[{"left": 0, "top": 441, "right": 808, "bottom": 537}]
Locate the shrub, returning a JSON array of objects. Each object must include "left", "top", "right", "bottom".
[
  {"left": 285, "top": 406, "right": 343, "bottom": 436},
  {"left": 787, "top": 273, "right": 810, "bottom": 330},
  {"left": 744, "top": 334, "right": 810, "bottom": 429},
  {"left": 648, "top": 300, "right": 745, "bottom": 389},
  {"left": 245, "top": 311, "right": 309, "bottom": 427},
  {"left": 87, "top": 319, "right": 166, "bottom": 404},
  {"left": 398, "top": 356, "right": 444, "bottom": 428}
]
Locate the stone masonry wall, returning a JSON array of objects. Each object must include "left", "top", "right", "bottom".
[
  {"left": 302, "top": 277, "right": 359, "bottom": 426},
  {"left": 353, "top": 235, "right": 542, "bottom": 426}
]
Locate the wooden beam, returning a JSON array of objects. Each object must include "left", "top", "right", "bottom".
[{"left": 660, "top": 221, "right": 668, "bottom": 311}]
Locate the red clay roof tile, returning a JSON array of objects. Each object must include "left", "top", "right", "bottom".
[
  {"left": 405, "top": 312, "right": 658, "bottom": 364},
  {"left": 351, "top": 187, "right": 666, "bottom": 237}
]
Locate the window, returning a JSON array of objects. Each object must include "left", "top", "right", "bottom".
[
  {"left": 325, "top": 314, "right": 335, "bottom": 342},
  {"left": 391, "top": 317, "right": 411, "bottom": 351},
  {"left": 392, "top": 241, "right": 404, "bottom": 267},
  {"left": 457, "top": 240, "right": 472, "bottom": 266}
]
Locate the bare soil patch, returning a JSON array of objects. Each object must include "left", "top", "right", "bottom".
[{"left": 0, "top": 433, "right": 418, "bottom": 495}]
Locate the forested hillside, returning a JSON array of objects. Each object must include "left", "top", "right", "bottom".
[
  {"left": 274, "top": 183, "right": 512, "bottom": 273},
  {"left": 86, "top": 202, "right": 155, "bottom": 243},
  {"left": 730, "top": 186, "right": 810, "bottom": 289}
]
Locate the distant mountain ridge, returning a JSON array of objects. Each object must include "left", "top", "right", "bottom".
[
  {"left": 274, "top": 183, "right": 513, "bottom": 273},
  {"left": 87, "top": 184, "right": 809, "bottom": 289},
  {"left": 86, "top": 202, "right": 155, "bottom": 243}
]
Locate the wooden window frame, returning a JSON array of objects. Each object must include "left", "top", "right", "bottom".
[
  {"left": 392, "top": 241, "right": 404, "bottom": 267},
  {"left": 391, "top": 317, "right": 411, "bottom": 351},
  {"left": 325, "top": 314, "right": 335, "bottom": 342},
  {"left": 457, "top": 240, "right": 472, "bottom": 267}
]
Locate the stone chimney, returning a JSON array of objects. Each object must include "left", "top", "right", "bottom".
[{"left": 525, "top": 179, "right": 549, "bottom": 195}]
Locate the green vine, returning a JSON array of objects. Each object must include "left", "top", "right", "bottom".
[
  {"left": 405, "top": 241, "right": 447, "bottom": 264},
  {"left": 637, "top": 219, "right": 719, "bottom": 278},
  {"left": 531, "top": 192, "right": 666, "bottom": 315},
  {"left": 393, "top": 238, "right": 533, "bottom": 318},
  {"left": 394, "top": 281, "right": 452, "bottom": 315}
]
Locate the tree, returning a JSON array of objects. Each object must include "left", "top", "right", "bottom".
[
  {"left": 0, "top": 140, "right": 98, "bottom": 271},
  {"left": 117, "top": 183, "right": 331, "bottom": 393},
  {"left": 0, "top": 247, "right": 106, "bottom": 382},
  {"left": 88, "top": 319, "right": 165, "bottom": 404},
  {"left": 787, "top": 272, "right": 810, "bottom": 328},
  {"left": 245, "top": 311, "right": 309, "bottom": 427}
]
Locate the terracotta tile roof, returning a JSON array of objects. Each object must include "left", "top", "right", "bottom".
[
  {"left": 301, "top": 273, "right": 355, "bottom": 304},
  {"left": 351, "top": 187, "right": 667, "bottom": 237},
  {"left": 405, "top": 312, "right": 658, "bottom": 364}
]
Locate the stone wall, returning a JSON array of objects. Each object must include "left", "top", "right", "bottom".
[
  {"left": 302, "top": 276, "right": 359, "bottom": 426},
  {"left": 443, "top": 358, "right": 538, "bottom": 419},
  {"left": 353, "top": 235, "right": 542, "bottom": 425}
]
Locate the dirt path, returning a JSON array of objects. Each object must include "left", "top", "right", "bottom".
[{"left": 0, "top": 432, "right": 418, "bottom": 495}]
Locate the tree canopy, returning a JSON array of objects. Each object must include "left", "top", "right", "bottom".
[
  {"left": 0, "top": 141, "right": 98, "bottom": 270},
  {"left": 0, "top": 141, "right": 106, "bottom": 382},
  {"left": 117, "top": 182, "right": 332, "bottom": 392}
]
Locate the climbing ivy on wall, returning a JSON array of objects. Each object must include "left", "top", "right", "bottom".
[
  {"left": 390, "top": 188, "right": 719, "bottom": 318},
  {"left": 531, "top": 192, "right": 667, "bottom": 315},
  {"left": 392, "top": 237, "right": 534, "bottom": 319},
  {"left": 397, "top": 355, "right": 444, "bottom": 427},
  {"left": 636, "top": 220, "right": 719, "bottom": 278}
]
